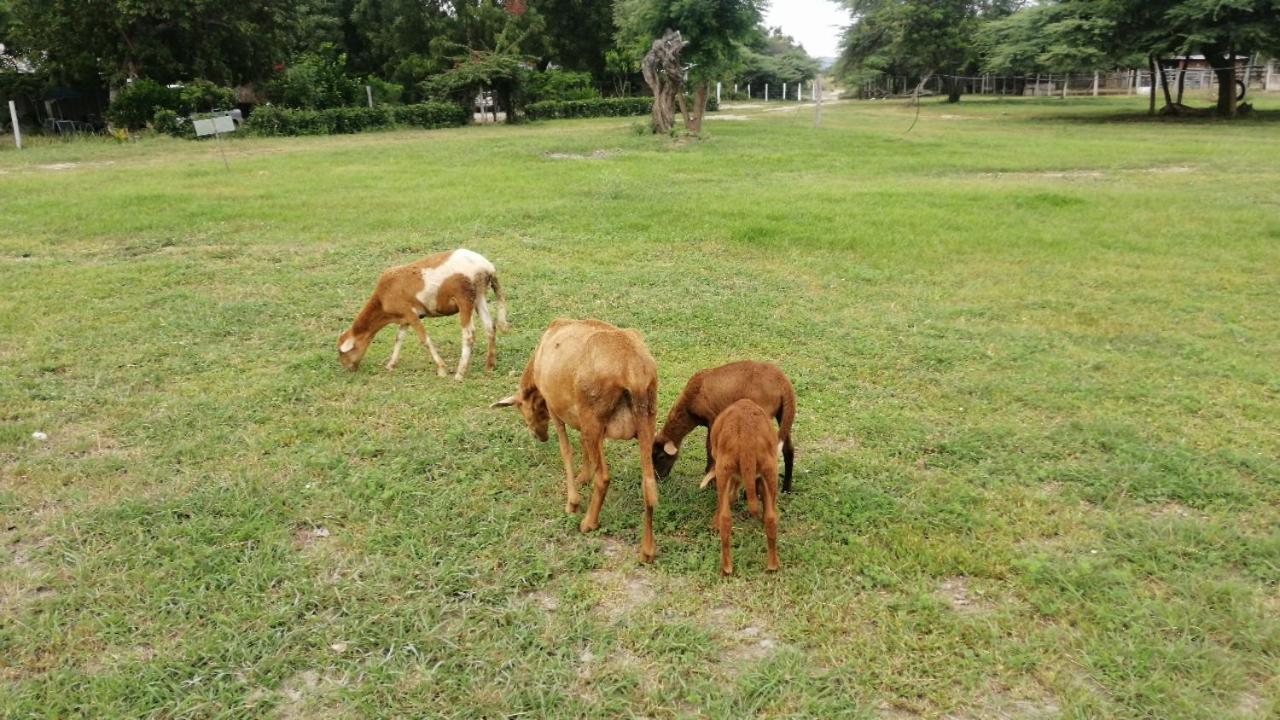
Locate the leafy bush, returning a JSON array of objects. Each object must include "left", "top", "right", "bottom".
[
  {"left": 177, "top": 80, "right": 236, "bottom": 114},
  {"left": 524, "top": 95, "right": 717, "bottom": 121},
  {"left": 151, "top": 108, "right": 192, "bottom": 138},
  {"left": 107, "top": 79, "right": 178, "bottom": 130},
  {"left": 525, "top": 97, "right": 652, "bottom": 120},
  {"left": 526, "top": 70, "right": 599, "bottom": 103},
  {"left": 246, "top": 101, "right": 465, "bottom": 136},
  {"left": 266, "top": 48, "right": 361, "bottom": 109},
  {"left": 364, "top": 76, "right": 404, "bottom": 105}
]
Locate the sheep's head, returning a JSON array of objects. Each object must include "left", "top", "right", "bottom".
[
  {"left": 337, "top": 330, "right": 370, "bottom": 371},
  {"left": 491, "top": 387, "right": 549, "bottom": 441},
  {"left": 651, "top": 436, "right": 680, "bottom": 479}
]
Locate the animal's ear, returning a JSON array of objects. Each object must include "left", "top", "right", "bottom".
[
  {"left": 490, "top": 394, "right": 519, "bottom": 408},
  {"left": 339, "top": 337, "right": 356, "bottom": 353},
  {"left": 663, "top": 441, "right": 678, "bottom": 456}
]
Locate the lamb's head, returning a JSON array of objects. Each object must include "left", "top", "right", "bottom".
[
  {"left": 651, "top": 435, "right": 680, "bottom": 479},
  {"left": 491, "top": 386, "right": 549, "bottom": 441},
  {"left": 337, "top": 330, "right": 371, "bottom": 371}
]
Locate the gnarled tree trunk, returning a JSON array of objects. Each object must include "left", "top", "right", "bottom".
[
  {"left": 687, "top": 82, "right": 709, "bottom": 133},
  {"left": 642, "top": 29, "right": 686, "bottom": 134}
]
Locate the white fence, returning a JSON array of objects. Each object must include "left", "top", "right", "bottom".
[{"left": 858, "top": 61, "right": 1279, "bottom": 100}]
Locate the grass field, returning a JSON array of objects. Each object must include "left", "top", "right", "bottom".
[{"left": 2, "top": 96, "right": 1278, "bottom": 719}]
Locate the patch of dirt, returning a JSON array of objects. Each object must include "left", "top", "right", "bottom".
[
  {"left": 808, "top": 434, "right": 858, "bottom": 455},
  {"left": 763, "top": 105, "right": 802, "bottom": 113},
  {"left": 1, "top": 525, "right": 56, "bottom": 615},
  {"left": 525, "top": 589, "right": 559, "bottom": 612},
  {"left": 939, "top": 680, "right": 1062, "bottom": 720},
  {"left": 292, "top": 526, "right": 332, "bottom": 549},
  {"left": 1146, "top": 501, "right": 1208, "bottom": 521},
  {"left": 706, "top": 114, "right": 752, "bottom": 121},
  {"left": 542, "top": 149, "right": 618, "bottom": 160},
  {"left": 590, "top": 536, "right": 656, "bottom": 621},
  {"left": 721, "top": 103, "right": 764, "bottom": 109},
  {"left": 707, "top": 605, "right": 783, "bottom": 665},
  {"left": 1146, "top": 165, "right": 1194, "bottom": 174},
  {"left": 936, "top": 576, "right": 994, "bottom": 616},
  {"left": 984, "top": 169, "right": 1105, "bottom": 180},
  {"left": 1235, "top": 690, "right": 1267, "bottom": 718},
  {"left": 39, "top": 163, "right": 79, "bottom": 171},
  {"left": 251, "top": 669, "right": 347, "bottom": 720}
]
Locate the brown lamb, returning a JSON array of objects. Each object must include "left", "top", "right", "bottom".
[
  {"left": 701, "top": 399, "right": 782, "bottom": 576},
  {"left": 653, "top": 361, "right": 796, "bottom": 490},
  {"left": 492, "top": 319, "right": 661, "bottom": 563},
  {"left": 337, "top": 248, "right": 509, "bottom": 379}
]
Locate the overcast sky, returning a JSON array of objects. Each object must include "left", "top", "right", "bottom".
[{"left": 764, "top": 0, "right": 851, "bottom": 59}]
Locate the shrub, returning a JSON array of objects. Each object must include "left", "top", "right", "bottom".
[
  {"left": 151, "top": 108, "right": 192, "bottom": 138},
  {"left": 108, "top": 79, "right": 178, "bottom": 130},
  {"left": 525, "top": 97, "right": 652, "bottom": 120},
  {"left": 178, "top": 80, "right": 236, "bottom": 114},
  {"left": 526, "top": 70, "right": 599, "bottom": 103},
  {"left": 524, "top": 95, "right": 717, "bottom": 121},
  {"left": 364, "top": 76, "right": 404, "bottom": 105},
  {"left": 266, "top": 48, "right": 361, "bottom": 109},
  {"left": 245, "top": 101, "right": 466, "bottom": 137}
]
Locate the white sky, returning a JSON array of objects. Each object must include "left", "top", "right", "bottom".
[{"left": 764, "top": 0, "right": 851, "bottom": 59}]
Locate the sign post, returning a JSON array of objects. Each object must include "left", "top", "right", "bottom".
[
  {"left": 193, "top": 112, "right": 238, "bottom": 170},
  {"left": 8, "top": 100, "right": 20, "bottom": 149}
]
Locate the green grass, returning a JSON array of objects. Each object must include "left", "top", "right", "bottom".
[{"left": 2, "top": 96, "right": 1278, "bottom": 719}]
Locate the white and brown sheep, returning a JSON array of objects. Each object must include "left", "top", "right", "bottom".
[
  {"left": 653, "top": 361, "right": 796, "bottom": 490},
  {"left": 701, "top": 399, "right": 782, "bottom": 575},
  {"left": 337, "top": 248, "right": 509, "bottom": 379},
  {"left": 492, "top": 319, "right": 661, "bottom": 563}
]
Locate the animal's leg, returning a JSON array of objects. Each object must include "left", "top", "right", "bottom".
[
  {"left": 716, "top": 465, "right": 735, "bottom": 576},
  {"left": 782, "top": 434, "right": 795, "bottom": 493},
  {"left": 553, "top": 417, "right": 581, "bottom": 514},
  {"left": 453, "top": 295, "right": 476, "bottom": 381},
  {"left": 385, "top": 325, "right": 407, "bottom": 371},
  {"left": 476, "top": 293, "right": 496, "bottom": 371},
  {"left": 763, "top": 463, "right": 781, "bottom": 572},
  {"left": 704, "top": 427, "right": 714, "bottom": 474},
  {"left": 579, "top": 424, "right": 609, "bottom": 534},
  {"left": 637, "top": 408, "right": 659, "bottom": 564},
  {"left": 745, "top": 466, "right": 761, "bottom": 519},
  {"left": 409, "top": 318, "right": 448, "bottom": 377}
]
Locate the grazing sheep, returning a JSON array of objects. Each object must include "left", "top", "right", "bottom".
[
  {"left": 701, "top": 399, "right": 781, "bottom": 575},
  {"left": 492, "top": 319, "right": 660, "bottom": 563},
  {"left": 337, "top": 248, "right": 509, "bottom": 379},
  {"left": 653, "top": 361, "right": 796, "bottom": 490}
]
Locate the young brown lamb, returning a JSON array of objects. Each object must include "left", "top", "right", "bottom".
[
  {"left": 492, "top": 319, "right": 661, "bottom": 563},
  {"left": 337, "top": 248, "right": 509, "bottom": 379},
  {"left": 701, "top": 399, "right": 781, "bottom": 576},
  {"left": 653, "top": 361, "right": 796, "bottom": 490}
]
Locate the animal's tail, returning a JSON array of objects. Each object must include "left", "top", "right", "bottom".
[
  {"left": 489, "top": 272, "right": 511, "bottom": 332},
  {"left": 778, "top": 381, "right": 797, "bottom": 492},
  {"left": 741, "top": 451, "right": 761, "bottom": 516}
]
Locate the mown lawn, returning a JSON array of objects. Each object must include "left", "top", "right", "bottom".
[{"left": 2, "top": 96, "right": 1278, "bottom": 719}]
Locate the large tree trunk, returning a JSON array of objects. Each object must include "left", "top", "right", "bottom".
[
  {"left": 641, "top": 30, "right": 686, "bottom": 134},
  {"left": 1156, "top": 57, "right": 1175, "bottom": 111},
  {"left": 1148, "top": 56, "right": 1157, "bottom": 115},
  {"left": 944, "top": 74, "right": 962, "bottom": 103},
  {"left": 687, "top": 82, "right": 709, "bottom": 133},
  {"left": 1213, "top": 55, "right": 1233, "bottom": 117}
]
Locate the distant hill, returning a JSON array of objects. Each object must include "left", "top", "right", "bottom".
[{"left": 816, "top": 57, "right": 838, "bottom": 72}]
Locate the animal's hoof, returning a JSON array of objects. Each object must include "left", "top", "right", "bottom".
[
  {"left": 436, "top": 368, "right": 448, "bottom": 378},
  {"left": 748, "top": 502, "right": 762, "bottom": 518},
  {"left": 767, "top": 562, "right": 780, "bottom": 572},
  {"left": 385, "top": 364, "right": 396, "bottom": 372},
  {"left": 639, "top": 548, "right": 656, "bottom": 564},
  {"left": 579, "top": 518, "right": 599, "bottom": 533},
  {"left": 721, "top": 565, "right": 734, "bottom": 576},
  {"left": 565, "top": 500, "right": 581, "bottom": 514}
]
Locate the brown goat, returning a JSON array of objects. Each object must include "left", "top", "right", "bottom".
[
  {"left": 701, "top": 399, "right": 781, "bottom": 575},
  {"left": 337, "top": 249, "right": 509, "bottom": 379},
  {"left": 653, "top": 361, "right": 796, "bottom": 490},
  {"left": 492, "top": 319, "right": 661, "bottom": 563}
]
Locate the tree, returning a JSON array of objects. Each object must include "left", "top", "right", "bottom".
[
  {"left": 530, "top": 0, "right": 616, "bottom": 79},
  {"left": 8, "top": 0, "right": 297, "bottom": 91},
  {"left": 836, "top": 0, "right": 1021, "bottom": 102},
  {"left": 617, "top": 0, "right": 764, "bottom": 132},
  {"left": 1049, "top": 0, "right": 1280, "bottom": 116},
  {"left": 739, "top": 27, "right": 821, "bottom": 90}
]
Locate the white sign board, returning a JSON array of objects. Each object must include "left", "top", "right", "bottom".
[
  {"left": 193, "top": 118, "right": 217, "bottom": 137},
  {"left": 213, "top": 115, "right": 236, "bottom": 133}
]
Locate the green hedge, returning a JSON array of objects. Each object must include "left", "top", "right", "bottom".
[
  {"left": 525, "top": 96, "right": 719, "bottom": 121},
  {"left": 246, "top": 101, "right": 467, "bottom": 136}
]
